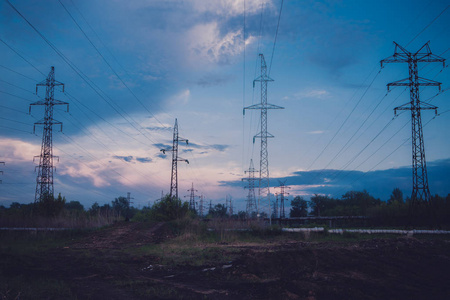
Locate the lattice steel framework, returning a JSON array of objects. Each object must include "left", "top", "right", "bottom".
[
  {"left": 276, "top": 180, "right": 290, "bottom": 219},
  {"left": 381, "top": 42, "right": 445, "bottom": 204},
  {"left": 244, "top": 54, "right": 283, "bottom": 218},
  {"left": 242, "top": 159, "right": 258, "bottom": 217},
  {"left": 0, "top": 162, "right": 4, "bottom": 184},
  {"left": 186, "top": 182, "right": 199, "bottom": 212},
  {"left": 161, "top": 119, "right": 188, "bottom": 200},
  {"left": 30, "top": 67, "right": 68, "bottom": 203}
]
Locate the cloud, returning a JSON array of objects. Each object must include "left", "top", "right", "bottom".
[
  {"left": 195, "top": 73, "right": 234, "bottom": 87},
  {"left": 293, "top": 89, "right": 330, "bottom": 100},
  {"left": 113, "top": 155, "right": 134, "bottom": 162},
  {"left": 189, "top": 0, "right": 272, "bottom": 17},
  {"left": 186, "top": 22, "right": 250, "bottom": 65},
  {"left": 307, "top": 130, "right": 325, "bottom": 135},
  {"left": 136, "top": 157, "right": 152, "bottom": 163},
  {"left": 0, "top": 138, "right": 40, "bottom": 162},
  {"left": 186, "top": 142, "right": 230, "bottom": 152},
  {"left": 220, "top": 159, "right": 450, "bottom": 201}
]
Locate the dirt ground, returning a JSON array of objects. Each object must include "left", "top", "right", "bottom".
[{"left": 1, "top": 222, "right": 450, "bottom": 299}]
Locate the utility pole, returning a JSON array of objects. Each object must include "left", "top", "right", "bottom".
[
  {"left": 161, "top": 119, "right": 189, "bottom": 200},
  {"left": 381, "top": 42, "right": 445, "bottom": 205},
  {"left": 244, "top": 53, "right": 284, "bottom": 221},
  {"left": 242, "top": 159, "right": 258, "bottom": 218},
  {"left": 30, "top": 67, "right": 68, "bottom": 203},
  {"left": 185, "top": 182, "right": 199, "bottom": 213},
  {"left": 276, "top": 180, "right": 290, "bottom": 219}
]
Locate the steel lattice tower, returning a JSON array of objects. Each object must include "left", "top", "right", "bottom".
[
  {"left": 160, "top": 119, "right": 188, "bottom": 200},
  {"left": 186, "top": 182, "right": 199, "bottom": 212},
  {"left": 244, "top": 53, "right": 283, "bottom": 218},
  {"left": 276, "top": 180, "right": 290, "bottom": 219},
  {"left": 242, "top": 159, "right": 258, "bottom": 217},
  {"left": 0, "top": 162, "right": 4, "bottom": 184},
  {"left": 30, "top": 67, "right": 68, "bottom": 203},
  {"left": 381, "top": 42, "right": 445, "bottom": 204},
  {"left": 199, "top": 195, "right": 204, "bottom": 217}
]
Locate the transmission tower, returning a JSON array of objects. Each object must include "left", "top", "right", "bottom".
[
  {"left": 242, "top": 159, "right": 258, "bottom": 217},
  {"left": 0, "top": 162, "right": 4, "bottom": 184},
  {"left": 185, "top": 182, "right": 199, "bottom": 212},
  {"left": 126, "top": 192, "right": 134, "bottom": 221},
  {"left": 199, "top": 194, "right": 204, "bottom": 217},
  {"left": 30, "top": 66, "right": 68, "bottom": 203},
  {"left": 226, "top": 194, "right": 233, "bottom": 216},
  {"left": 276, "top": 180, "right": 290, "bottom": 219},
  {"left": 160, "top": 118, "right": 189, "bottom": 200},
  {"left": 381, "top": 42, "right": 445, "bottom": 205},
  {"left": 244, "top": 53, "right": 284, "bottom": 219}
]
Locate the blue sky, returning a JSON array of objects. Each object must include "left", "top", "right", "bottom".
[{"left": 0, "top": 0, "right": 449, "bottom": 211}]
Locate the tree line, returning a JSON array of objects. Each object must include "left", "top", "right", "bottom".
[{"left": 289, "top": 188, "right": 450, "bottom": 227}]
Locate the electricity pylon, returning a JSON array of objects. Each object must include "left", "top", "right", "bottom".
[
  {"left": 242, "top": 159, "right": 258, "bottom": 217},
  {"left": 244, "top": 53, "right": 284, "bottom": 219},
  {"left": 381, "top": 42, "right": 445, "bottom": 205},
  {"left": 0, "top": 162, "right": 4, "bottom": 184},
  {"left": 30, "top": 67, "right": 68, "bottom": 203},
  {"left": 226, "top": 194, "right": 233, "bottom": 216},
  {"left": 199, "top": 194, "right": 204, "bottom": 217},
  {"left": 276, "top": 180, "right": 290, "bottom": 218},
  {"left": 160, "top": 118, "right": 189, "bottom": 200},
  {"left": 185, "top": 182, "right": 199, "bottom": 212}
]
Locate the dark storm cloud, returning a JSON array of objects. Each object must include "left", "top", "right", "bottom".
[{"left": 221, "top": 159, "right": 450, "bottom": 201}]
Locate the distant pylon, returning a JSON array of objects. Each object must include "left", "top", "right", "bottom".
[
  {"left": 242, "top": 159, "right": 258, "bottom": 217},
  {"left": 226, "top": 194, "right": 233, "bottom": 216},
  {"left": 244, "top": 53, "right": 284, "bottom": 219},
  {"left": 0, "top": 162, "right": 4, "bottom": 184},
  {"left": 185, "top": 182, "right": 199, "bottom": 212},
  {"left": 276, "top": 180, "right": 290, "bottom": 218},
  {"left": 160, "top": 118, "right": 189, "bottom": 200},
  {"left": 199, "top": 194, "right": 204, "bottom": 217},
  {"left": 30, "top": 67, "right": 68, "bottom": 203},
  {"left": 381, "top": 42, "right": 445, "bottom": 205}
]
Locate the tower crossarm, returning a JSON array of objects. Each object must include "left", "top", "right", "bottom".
[
  {"left": 387, "top": 77, "right": 442, "bottom": 91},
  {"left": 381, "top": 42, "right": 445, "bottom": 67}
]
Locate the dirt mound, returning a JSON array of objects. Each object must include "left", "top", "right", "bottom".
[{"left": 71, "top": 221, "right": 171, "bottom": 249}]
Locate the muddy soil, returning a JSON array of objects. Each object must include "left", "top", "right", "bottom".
[{"left": 1, "top": 222, "right": 449, "bottom": 299}]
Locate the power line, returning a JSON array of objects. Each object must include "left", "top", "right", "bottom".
[
  {"left": 307, "top": 69, "right": 382, "bottom": 171},
  {"left": 58, "top": 0, "right": 169, "bottom": 130},
  {"left": 0, "top": 37, "right": 45, "bottom": 76},
  {"left": 268, "top": 0, "right": 283, "bottom": 76},
  {"left": 405, "top": 4, "right": 449, "bottom": 47},
  {"left": 5, "top": 0, "right": 159, "bottom": 146}
]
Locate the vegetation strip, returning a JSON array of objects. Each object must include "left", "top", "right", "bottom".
[{"left": 282, "top": 228, "right": 450, "bottom": 234}]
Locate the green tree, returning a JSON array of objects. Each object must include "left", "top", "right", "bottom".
[
  {"left": 388, "top": 188, "right": 404, "bottom": 204},
  {"left": 112, "top": 196, "right": 129, "bottom": 217},
  {"left": 65, "top": 200, "right": 84, "bottom": 211},
  {"left": 150, "top": 195, "right": 189, "bottom": 221},
  {"left": 208, "top": 203, "right": 228, "bottom": 218},
  {"left": 309, "top": 194, "right": 331, "bottom": 216},
  {"left": 290, "top": 196, "right": 308, "bottom": 217},
  {"left": 36, "top": 193, "right": 66, "bottom": 217}
]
